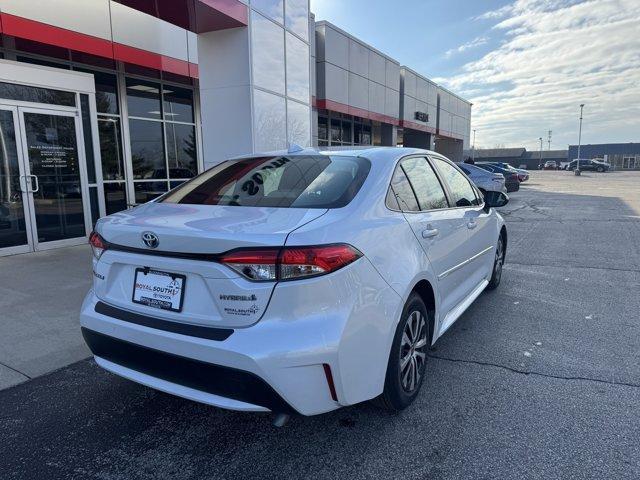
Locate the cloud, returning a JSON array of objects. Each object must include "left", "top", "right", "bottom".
[
  {"left": 442, "top": 0, "right": 640, "bottom": 149},
  {"left": 445, "top": 36, "right": 489, "bottom": 58}
]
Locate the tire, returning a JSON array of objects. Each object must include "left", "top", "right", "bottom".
[
  {"left": 376, "top": 293, "right": 430, "bottom": 411},
  {"left": 597, "top": 167, "right": 604, "bottom": 172},
  {"left": 486, "top": 232, "right": 505, "bottom": 290}
]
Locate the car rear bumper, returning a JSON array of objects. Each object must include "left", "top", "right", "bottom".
[{"left": 80, "top": 257, "right": 402, "bottom": 416}]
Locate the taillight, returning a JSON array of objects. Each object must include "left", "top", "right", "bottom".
[
  {"left": 218, "top": 249, "right": 279, "bottom": 281},
  {"left": 89, "top": 231, "right": 108, "bottom": 260},
  {"left": 220, "top": 244, "right": 362, "bottom": 282}
]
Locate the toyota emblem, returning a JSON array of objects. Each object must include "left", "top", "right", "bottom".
[{"left": 141, "top": 231, "right": 159, "bottom": 249}]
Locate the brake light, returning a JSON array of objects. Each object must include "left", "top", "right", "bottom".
[
  {"left": 89, "top": 231, "right": 108, "bottom": 260},
  {"left": 220, "top": 244, "right": 362, "bottom": 281}
]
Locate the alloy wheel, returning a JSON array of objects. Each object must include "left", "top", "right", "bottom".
[
  {"left": 399, "top": 310, "right": 428, "bottom": 393},
  {"left": 494, "top": 237, "right": 504, "bottom": 283}
]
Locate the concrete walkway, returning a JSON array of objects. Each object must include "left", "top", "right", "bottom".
[{"left": 0, "top": 245, "right": 92, "bottom": 389}]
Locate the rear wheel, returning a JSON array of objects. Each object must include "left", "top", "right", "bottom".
[
  {"left": 376, "top": 293, "right": 429, "bottom": 411},
  {"left": 487, "top": 233, "right": 505, "bottom": 290},
  {"left": 597, "top": 166, "right": 604, "bottom": 172}
]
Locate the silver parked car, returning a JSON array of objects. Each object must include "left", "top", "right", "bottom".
[{"left": 457, "top": 163, "right": 507, "bottom": 195}]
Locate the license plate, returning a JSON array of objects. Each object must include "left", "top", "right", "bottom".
[{"left": 132, "top": 268, "right": 186, "bottom": 312}]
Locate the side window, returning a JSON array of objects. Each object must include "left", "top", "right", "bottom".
[
  {"left": 432, "top": 157, "right": 480, "bottom": 207},
  {"left": 388, "top": 166, "right": 420, "bottom": 211},
  {"left": 400, "top": 157, "right": 449, "bottom": 210}
]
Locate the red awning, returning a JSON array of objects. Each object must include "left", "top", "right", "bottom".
[{"left": 114, "top": 0, "right": 248, "bottom": 33}]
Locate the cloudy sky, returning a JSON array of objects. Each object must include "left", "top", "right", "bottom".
[{"left": 310, "top": 0, "right": 640, "bottom": 150}]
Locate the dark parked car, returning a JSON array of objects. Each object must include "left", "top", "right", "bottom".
[
  {"left": 476, "top": 163, "right": 520, "bottom": 192},
  {"left": 485, "top": 162, "right": 529, "bottom": 182},
  {"left": 566, "top": 159, "right": 610, "bottom": 172}
]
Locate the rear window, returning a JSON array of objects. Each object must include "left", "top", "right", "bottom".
[{"left": 159, "top": 155, "right": 371, "bottom": 208}]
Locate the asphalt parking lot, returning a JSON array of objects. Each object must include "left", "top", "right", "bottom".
[{"left": 2, "top": 171, "right": 639, "bottom": 480}]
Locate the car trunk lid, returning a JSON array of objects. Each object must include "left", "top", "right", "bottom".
[{"left": 93, "top": 202, "right": 327, "bottom": 328}]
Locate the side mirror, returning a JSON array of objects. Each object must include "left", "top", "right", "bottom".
[{"left": 484, "top": 190, "right": 509, "bottom": 209}]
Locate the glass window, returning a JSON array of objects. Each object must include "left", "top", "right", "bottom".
[
  {"left": 165, "top": 123, "right": 197, "bottom": 178},
  {"left": 253, "top": 89, "right": 287, "bottom": 151},
  {"left": 98, "top": 117, "right": 125, "bottom": 180},
  {"left": 318, "top": 115, "right": 328, "bottom": 142},
  {"left": 160, "top": 155, "right": 370, "bottom": 208},
  {"left": 126, "top": 78, "right": 162, "bottom": 119},
  {"left": 129, "top": 119, "right": 166, "bottom": 179},
  {"left": 287, "top": 100, "right": 310, "bottom": 147},
  {"left": 285, "top": 32, "right": 310, "bottom": 103},
  {"left": 252, "top": 0, "right": 284, "bottom": 23},
  {"left": 135, "top": 181, "right": 168, "bottom": 204},
  {"left": 163, "top": 86, "right": 194, "bottom": 123},
  {"left": 355, "top": 123, "right": 372, "bottom": 145},
  {"left": 285, "top": 0, "right": 309, "bottom": 40},
  {"left": 76, "top": 69, "right": 119, "bottom": 114},
  {"left": 389, "top": 166, "right": 420, "bottom": 212},
  {"left": 251, "top": 11, "right": 285, "bottom": 94},
  {"left": 330, "top": 118, "right": 341, "bottom": 144},
  {"left": 401, "top": 157, "right": 448, "bottom": 210},
  {"left": 0, "top": 82, "right": 75, "bottom": 106},
  {"left": 17, "top": 55, "right": 70, "bottom": 70},
  {"left": 103, "top": 182, "right": 128, "bottom": 214},
  {"left": 342, "top": 119, "right": 352, "bottom": 145},
  {"left": 80, "top": 94, "right": 96, "bottom": 184},
  {"left": 432, "top": 157, "right": 480, "bottom": 207}
]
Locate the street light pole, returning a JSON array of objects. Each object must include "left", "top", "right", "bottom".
[
  {"left": 576, "top": 104, "right": 585, "bottom": 176},
  {"left": 472, "top": 129, "right": 476, "bottom": 163},
  {"left": 539, "top": 137, "right": 543, "bottom": 169}
]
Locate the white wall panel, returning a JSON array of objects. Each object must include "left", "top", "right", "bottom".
[
  {"left": 403, "top": 95, "right": 415, "bottom": 121},
  {"left": 385, "top": 87, "right": 399, "bottom": 119},
  {"left": 323, "top": 25, "right": 349, "bottom": 69},
  {"left": 0, "top": 0, "right": 112, "bottom": 39},
  {"left": 403, "top": 70, "right": 416, "bottom": 98},
  {"left": 198, "top": 28, "right": 250, "bottom": 89},
  {"left": 111, "top": 2, "right": 189, "bottom": 60},
  {"left": 349, "top": 39, "right": 368, "bottom": 77},
  {"left": 368, "top": 51, "right": 386, "bottom": 85},
  {"left": 324, "top": 62, "right": 349, "bottom": 105},
  {"left": 187, "top": 31, "right": 199, "bottom": 64},
  {"left": 368, "top": 80, "right": 385, "bottom": 114},
  {"left": 416, "top": 78, "right": 428, "bottom": 103},
  {"left": 385, "top": 60, "right": 400, "bottom": 91},
  {"left": 349, "top": 72, "right": 369, "bottom": 110}
]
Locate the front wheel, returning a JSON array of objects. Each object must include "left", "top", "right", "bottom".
[
  {"left": 486, "top": 233, "right": 505, "bottom": 290},
  {"left": 597, "top": 167, "right": 604, "bottom": 172},
  {"left": 376, "top": 293, "right": 429, "bottom": 411}
]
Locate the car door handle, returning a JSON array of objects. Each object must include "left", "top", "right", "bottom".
[
  {"left": 422, "top": 227, "right": 439, "bottom": 238},
  {"left": 467, "top": 220, "right": 477, "bottom": 229}
]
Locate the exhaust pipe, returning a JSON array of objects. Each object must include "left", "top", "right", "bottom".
[{"left": 272, "top": 413, "right": 290, "bottom": 427}]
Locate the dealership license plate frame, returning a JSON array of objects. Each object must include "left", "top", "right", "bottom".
[{"left": 132, "top": 268, "right": 186, "bottom": 313}]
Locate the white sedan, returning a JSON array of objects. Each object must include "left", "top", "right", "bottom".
[{"left": 81, "top": 147, "right": 508, "bottom": 420}]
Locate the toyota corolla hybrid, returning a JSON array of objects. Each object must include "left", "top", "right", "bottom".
[{"left": 81, "top": 147, "right": 508, "bottom": 419}]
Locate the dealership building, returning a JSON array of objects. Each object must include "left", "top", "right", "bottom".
[{"left": 0, "top": 0, "right": 471, "bottom": 256}]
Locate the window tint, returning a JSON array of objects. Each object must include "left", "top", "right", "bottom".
[
  {"left": 160, "top": 155, "right": 370, "bottom": 209},
  {"left": 388, "top": 166, "right": 419, "bottom": 212},
  {"left": 401, "top": 157, "right": 449, "bottom": 210},
  {"left": 432, "top": 157, "right": 480, "bottom": 207}
]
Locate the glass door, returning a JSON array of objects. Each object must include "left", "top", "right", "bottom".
[
  {"left": 0, "top": 106, "right": 33, "bottom": 256},
  {"left": 17, "top": 107, "right": 90, "bottom": 250}
]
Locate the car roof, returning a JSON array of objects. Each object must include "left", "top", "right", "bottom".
[{"left": 231, "top": 146, "right": 440, "bottom": 163}]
